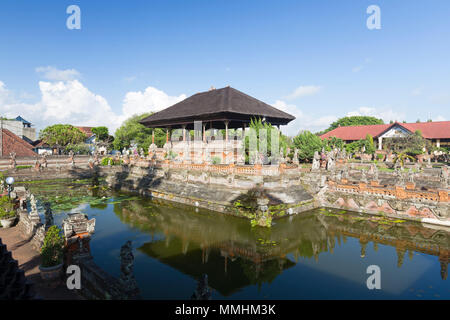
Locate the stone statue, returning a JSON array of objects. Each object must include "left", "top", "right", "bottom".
[
  {"left": 373, "top": 165, "right": 379, "bottom": 181},
  {"left": 9, "top": 152, "right": 17, "bottom": 169},
  {"left": 68, "top": 151, "right": 75, "bottom": 167},
  {"left": 312, "top": 151, "right": 320, "bottom": 171},
  {"left": 41, "top": 154, "right": 48, "bottom": 169},
  {"left": 408, "top": 168, "right": 415, "bottom": 183},
  {"left": 43, "top": 202, "right": 54, "bottom": 230},
  {"left": 361, "top": 169, "right": 367, "bottom": 183},
  {"left": 191, "top": 274, "right": 212, "bottom": 300},
  {"left": 326, "top": 152, "right": 335, "bottom": 171},
  {"left": 293, "top": 149, "right": 299, "bottom": 165},
  {"left": 119, "top": 241, "right": 140, "bottom": 298}
]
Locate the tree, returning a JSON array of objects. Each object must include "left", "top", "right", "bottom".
[
  {"left": 316, "top": 116, "right": 384, "bottom": 135},
  {"left": 323, "top": 136, "right": 344, "bottom": 151},
  {"left": 292, "top": 130, "right": 323, "bottom": 162},
  {"left": 362, "top": 134, "right": 376, "bottom": 154},
  {"left": 92, "top": 126, "right": 109, "bottom": 141},
  {"left": 113, "top": 113, "right": 166, "bottom": 151},
  {"left": 244, "top": 118, "right": 290, "bottom": 163},
  {"left": 383, "top": 130, "right": 430, "bottom": 156},
  {"left": 39, "top": 124, "right": 86, "bottom": 148}
]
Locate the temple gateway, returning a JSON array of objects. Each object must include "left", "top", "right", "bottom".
[{"left": 139, "top": 86, "right": 295, "bottom": 143}]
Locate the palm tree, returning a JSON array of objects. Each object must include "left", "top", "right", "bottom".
[{"left": 393, "top": 152, "right": 415, "bottom": 168}]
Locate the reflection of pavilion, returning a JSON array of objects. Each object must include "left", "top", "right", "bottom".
[{"left": 115, "top": 200, "right": 449, "bottom": 296}]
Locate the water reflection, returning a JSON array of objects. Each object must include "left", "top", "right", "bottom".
[
  {"left": 113, "top": 199, "right": 449, "bottom": 297},
  {"left": 24, "top": 180, "right": 449, "bottom": 299}
]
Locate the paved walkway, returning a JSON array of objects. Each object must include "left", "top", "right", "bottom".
[{"left": 0, "top": 225, "right": 81, "bottom": 300}]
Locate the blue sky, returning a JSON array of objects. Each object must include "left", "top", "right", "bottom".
[{"left": 1, "top": 0, "right": 449, "bottom": 136}]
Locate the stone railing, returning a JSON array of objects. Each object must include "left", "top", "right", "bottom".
[{"left": 328, "top": 180, "right": 449, "bottom": 203}]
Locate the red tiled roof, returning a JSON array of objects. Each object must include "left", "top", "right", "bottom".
[
  {"left": 2, "top": 129, "right": 36, "bottom": 157},
  {"left": 320, "top": 121, "right": 450, "bottom": 141},
  {"left": 320, "top": 124, "right": 390, "bottom": 141},
  {"left": 75, "top": 126, "right": 94, "bottom": 138},
  {"left": 399, "top": 121, "right": 450, "bottom": 139}
]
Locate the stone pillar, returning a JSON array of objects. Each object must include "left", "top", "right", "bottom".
[
  {"left": 166, "top": 128, "right": 169, "bottom": 143},
  {"left": 378, "top": 137, "right": 383, "bottom": 150}
]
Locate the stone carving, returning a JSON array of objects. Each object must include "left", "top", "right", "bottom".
[
  {"left": 62, "top": 213, "right": 96, "bottom": 239},
  {"left": 440, "top": 166, "right": 448, "bottom": 188},
  {"left": 326, "top": 153, "right": 335, "bottom": 171},
  {"left": 191, "top": 274, "right": 212, "bottom": 300},
  {"left": 28, "top": 193, "right": 41, "bottom": 223},
  {"left": 293, "top": 149, "right": 299, "bottom": 165},
  {"left": 119, "top": 241, "right": 140, "bottom": 298},
  {"left": 408, "top": 168, "right": 415, "bottom": 183},
  {"left": 361, "top": 170, "right": 367, "bottom": 183},
  {"left": 43, "top": 202, "right": 54, "bottom": 230},
  {"left": 312, "top": 151, "right": 320, "bottom": 171},
  {"left": 68, "top": 151, "right": 75, "bottom": 167},
  {"left": 373, "top": 165, "right": 379, "bottom": 181},
  {"left": 9, "top": 152, "right": 17, "bottom": 169},
  {"left": 40, "top": 154, "right": 48, "bottom": 169}
]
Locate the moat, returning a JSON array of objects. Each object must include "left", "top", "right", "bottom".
[{"left": 21, "top": 179, "right": 449, "bottom": 299}]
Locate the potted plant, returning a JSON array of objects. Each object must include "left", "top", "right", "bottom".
[
  {"left": 39, "top": 226, "right": 65, "bottom": 281},
  {"left": 0, "top": 196, "right": 16, "bottom": 228}
]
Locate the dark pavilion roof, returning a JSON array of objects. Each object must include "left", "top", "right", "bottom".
[{"left": 139, "top": 86, "right": 295, "bottom": 129}]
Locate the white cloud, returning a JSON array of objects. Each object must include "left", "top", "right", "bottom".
[
  {"left": 122, "top": 86, "right": 186, "bottom": 119},
  {"left": 347, "top": 106, "right": 405, "bottom": 123},
  {"left": 36, "top": 66, "right": 81, "bottom": 81},
  {"left": 272, "top": 100, "right": 337, "bottom": 136},
  {"left": 0, "top": 79, "right": 187, "bottom": 135},
  {"left": 352, "top": 66, "right": 363, "bottom": 73},
  {"left": 285, "top": 85, "right": 321, "bottom": 100},
  {"left": 434, "top": 115, "right": 446, "bottom": 121}
]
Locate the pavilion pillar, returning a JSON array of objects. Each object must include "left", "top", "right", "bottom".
[
  {"left": 166, "top": 128, "right": 169, "bottom": 143},
  {"left": 202, "top": 123, "right": 206, "bottom": 143},
  {"left": 242, "top": 123, "right": 246, "bottom": 139},
  {"left": 182, "top": 124, "right": 186, "bottom": 141},
  {"left": 224, "top": 121, "right": 229, "bottom": 142},
  {"left": 152, "top": 130, "right": 155, "bottom": 144},
  {"left": 437, "top": 139, "right": 441, "bottom": 148},
  {"left": 378, "top": 137, "right": 383, "bottom": 150}
]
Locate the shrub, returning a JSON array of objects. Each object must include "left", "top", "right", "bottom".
[
  {"left": 0, "top": 196, "right": 15, "bottom": 219},
  {"left": 40, "top": 226, "right": 65, "bottom": 268},
  {"left": 211, "top": 156, "right": 221, "bottom": 165},
  {"left": 100, "top": 157, "right": 123, "bottom": 166}
]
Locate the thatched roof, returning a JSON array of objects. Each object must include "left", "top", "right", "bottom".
[{"left": 139, "top": 86, "right": 295, "bottom": 129}]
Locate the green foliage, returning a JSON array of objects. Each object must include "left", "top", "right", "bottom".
[
  {"left": 317, "top": 116, "right": 384, "bottom": 135},
  {"left": 211, "top": 156, "right": 221, "bottom": 164},
  {"left": 39, "top": 124, "right": 87, "bottom": 147},
  {"left": 164, "top": 150, "right": 177, "bottom": 160},
  {"left": 292, "top": 131, "right": 323, "bottom": 162},
  {"left": 113, "top": 113, "right": 166, "bottom": 151},
  {"left": 91, "top": 126, "right": 109, "bottom": 141},
  {"left": 244, "top": 118, "right": 291, "bottom": 163},
  {"left": 40, "top": 226, "right": 65, "bottom": 268},
  {"left": 323, "top": 136, "right": 344, "bottom": 151},
  {"left": 363, "top": 134, "right": 376, "bottom": 154},
  {"left": 16, "top": 165, "right": 32, "bottom": 170},
  {"left": 100, "top": 157, "right": 123, "bottom": 166},
  {"left": 393, "top": 152, "right": 416, "bottom": 168},
  {"left": 384, "top": 130, "right": 430, "bottom": 156},
  {"left": 0, "top": 196, "right": 15, "bottom": 219},
  {"left": 65, "top": 143, "right": 90, "bottom": 155}
]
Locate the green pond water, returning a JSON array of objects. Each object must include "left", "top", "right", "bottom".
[{"left": 19, "top": 179, "right": 449, "bottom": 299}]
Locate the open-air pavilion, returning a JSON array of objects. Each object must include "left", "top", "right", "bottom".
[{"left": 139, "top": 86, "right": 295, "bottom": 144}]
